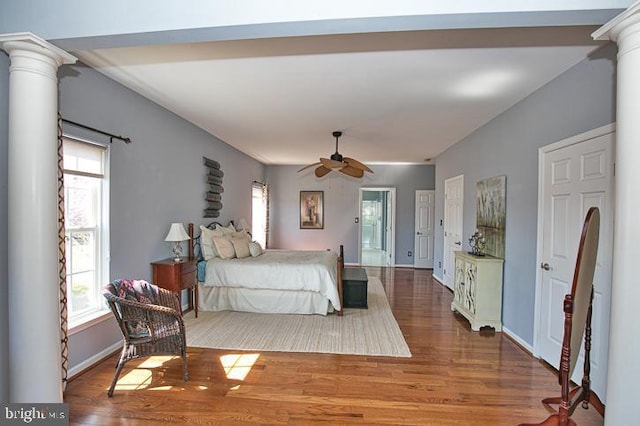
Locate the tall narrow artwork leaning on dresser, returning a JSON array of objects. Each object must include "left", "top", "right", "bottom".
[
  {"left": 451, "top": 175, "right": 506, "bottom": 331},
  {"left": 476, "top": 175, "right": 506, "bottom": 259}
]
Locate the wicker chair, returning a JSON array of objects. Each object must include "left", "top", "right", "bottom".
[{"left": 103, "top": 279, "right": 189, "bottom": 397}]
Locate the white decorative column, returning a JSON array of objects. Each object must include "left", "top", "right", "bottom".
[
  {"left": 593, "top": 3, "right": 640, "bottom": 424},
  {"left": 0, "top": 33, "right": 76, "bottom": 403}
]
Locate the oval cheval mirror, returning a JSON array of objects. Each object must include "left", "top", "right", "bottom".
[{"left": 521, "top": 206, "right": 605, "bottom": 426}]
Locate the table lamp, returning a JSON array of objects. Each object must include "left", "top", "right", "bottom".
[{"left": 164, "top": 222, "right": 190, "bottom": 262}]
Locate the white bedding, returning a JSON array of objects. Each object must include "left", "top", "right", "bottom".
[{"left": 202, "top": 249, "right": 341, "bottom": 311}]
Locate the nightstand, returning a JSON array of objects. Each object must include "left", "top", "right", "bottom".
[{"left": 151, "top": 257, "right": 198, "bottom": 317}]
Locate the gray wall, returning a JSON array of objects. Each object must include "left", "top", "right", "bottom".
[
  {"left": 1, "top": 52, "right": 9, "bottom": 402},
  {"left": 433, "top": 43, "right": 617, "bottom": 345},
  {"left": 57, "top": 62, "right": 264, "bottom": 372},
  {"left": 266, "top": 164, "right": 435, "bottom": 265},
  {"left": 0, "top": 54, "right": 435, "bottom": 381}
]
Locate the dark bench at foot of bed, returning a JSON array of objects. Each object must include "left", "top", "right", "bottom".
[{"left": 342, "top": 267, "right": 368, "bottom": 309}]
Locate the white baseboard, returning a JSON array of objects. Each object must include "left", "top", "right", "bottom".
[
  {"left": 432, "top": 273, "right": 445, "bottom": 286},
  {"left": 68, "top": 341, "right": 121, "bottom": 379},
  {"left": 345, "top": 262, "right": 416, "bottom": 268},
  {"left": 430, "top": 273, "right": 534, "bottom": 355},
  {"left": 502, "top": 326, "right": 534, "bottom": 355}
]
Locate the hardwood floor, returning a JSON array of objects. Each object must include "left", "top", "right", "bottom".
[{"left": 65, "top": 268, "right": 604, "bottom": 425}]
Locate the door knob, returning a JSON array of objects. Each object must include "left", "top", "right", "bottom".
[
  {"left": 417, "top": 231, "right": 423, "bottom": 235},
  {"left": 540, "top": 262, "right": 550, "bottom": 271},
  {"left": 454, "top": 241, "right": 462, "bottom": 246}
]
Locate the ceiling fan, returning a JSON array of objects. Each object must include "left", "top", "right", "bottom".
[{"left": 298, "top": 131, "right": 373, "bottom": 178}]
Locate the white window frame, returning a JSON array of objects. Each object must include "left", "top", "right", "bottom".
[
  {"left": 63, "top": 135, "right": 110, "bottom": 330},
  {"left": 251, "top": 182, "right": 267, "bottom": 248}
]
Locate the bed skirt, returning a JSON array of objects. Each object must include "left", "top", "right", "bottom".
[{"left": 197, "top": 283, "right": 334, "bottom": 315}]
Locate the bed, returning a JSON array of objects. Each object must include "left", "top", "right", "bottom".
[{"left": 187, "top": 222, "right": 343, "bottom": 316}]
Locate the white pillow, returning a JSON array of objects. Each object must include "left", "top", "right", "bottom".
[
  {"left": 213, "top": 236, "right": 236, "bottom": 260},
  {"left": 199, "top": 226, "right": 216, "bottom": 259},
  {"left": 248, "top": 241, "right": 263, "bottom": 257},
  {"left": 231, "top": 229, "right": 251, "bottom": 242},
  {"left": 199, "top": 225, "right": 225, "bottom": 260},
  {"left": 231, "top": 238, "right": 251, "bottom": 258},
  {"left": 216, "top": 223, "right": 236, "bottom": 235}
]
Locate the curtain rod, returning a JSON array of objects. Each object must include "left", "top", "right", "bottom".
[{"left": 61, "top": 118, "right": 132, "bottom": 144}]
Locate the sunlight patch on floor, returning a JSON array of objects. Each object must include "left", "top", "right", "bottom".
[
  {"left": 220, "top": 353, "right": 260, "bottom": 381},
  {"left": 115, "top": 369, "right": 153, "bottom": 391},
  {"left": 149, "top": 386, "right": 174, "bottom": 391},
  {"left": 138, "top": 355, "right": 179, "bottom": 368},
  {"left": 113, "top": 355, "right": 180, "bottom": 392}
]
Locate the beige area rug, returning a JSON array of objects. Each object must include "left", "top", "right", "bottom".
[{"left": 183, "top": 277, "right": 411, "bottom": 357}]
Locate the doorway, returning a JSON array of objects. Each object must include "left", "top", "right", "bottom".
[
  {"left": 443, "top": 175, "right": 464, "bottom": 289},
  {"left": 414, "top": 190, "right": 435, "bottom": 269},
  {"left": 359, "top": 188, "right": 396, "bottom": 266},
  {"left": 534, "top": 124, "right": 614, "bottom": 402}
]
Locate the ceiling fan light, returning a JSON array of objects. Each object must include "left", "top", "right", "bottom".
[{"left": 330, "top": 152, "right": 343, "bottom": 162}]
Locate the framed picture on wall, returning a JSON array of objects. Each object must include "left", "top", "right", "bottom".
[{"left": 300, "top": 191, "right": 324, "bottom": 229}]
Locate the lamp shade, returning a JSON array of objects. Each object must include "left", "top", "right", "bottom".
[
  {"left": 237, "top": 218, "right": 249, "bottom": 231},
  {"left": 164, "top": 223, "right": 190, "bottom": 242}
]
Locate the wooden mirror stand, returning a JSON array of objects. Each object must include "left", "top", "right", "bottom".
[{"left": 521, "top": 207, "right": 605, "bottom": 426}]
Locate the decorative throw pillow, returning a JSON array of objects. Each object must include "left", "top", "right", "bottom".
[
  {"left": 231, "top": 229, "right": 251, "bottom": 242},
  {"left": 116, "top": 279, "right": 158, "bottom": 304},
  {"left": 248, "top": 241, "right": 263, "bottom": 257},
  {"left": 215, "top": 223, "right": 236, "bottom": 235},
  {"left": 199, "top": 225, "right": 225, "bottom": 260},
  {"left": 231, "top": 238, "right": 251, "bottom": 258},
  {"left": 213, "top": 235, "right": 236, "bottom": 260}
]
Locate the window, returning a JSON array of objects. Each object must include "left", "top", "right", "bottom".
[
  {"left": 63, "top": 137, "right": 109, "bottom": 327},
  {"left": 251, "top": 182, "right": 268, "bottom": 248}
]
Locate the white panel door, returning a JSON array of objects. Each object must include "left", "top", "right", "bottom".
[
  {"left": 536, "top": 126, "right": 614, "bottom": 401},
  {"left": 414, "top": 190, "right": 435, "bottom": 268},
  {"left": 443, "top": 176, "right": 464, "bottom": 289}
]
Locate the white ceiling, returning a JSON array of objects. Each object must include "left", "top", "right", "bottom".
[{"left": 76, "top": 26, "right": 604, "bottom": 166}]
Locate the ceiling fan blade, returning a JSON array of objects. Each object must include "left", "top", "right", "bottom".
[
  {"left": 315, "top": 165, "right": 332, "bottom": 177},
  {"left": 297, "top": 162, "right": 321, "bottom": 172},
  {"left": 343, "top": 157, "right": 373, "bottom": 173},
  {"left": 340, "top": 165, "right": 364, "bottom": 178},
  {"left": 320, "top": 158, "right": 344, "bottom": 169}
]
